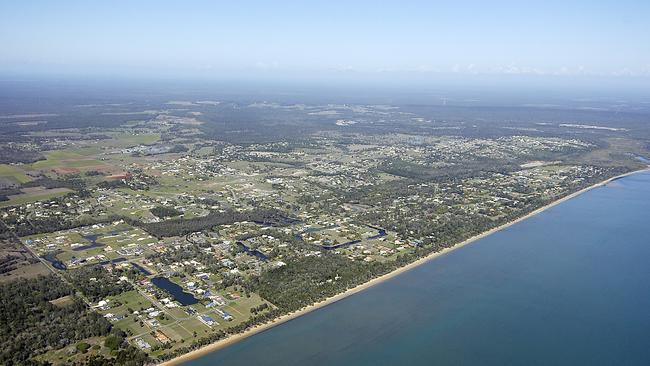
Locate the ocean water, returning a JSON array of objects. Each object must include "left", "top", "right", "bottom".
[{"left": 183, "top": 172, "right": 650, "bottom": 366}]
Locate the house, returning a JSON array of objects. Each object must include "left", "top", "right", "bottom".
[
  {"left": 134, "top": 338, "right": 151, "bottom": 350},
  {"left": 198, "top": 315, "right": 216, "bottom": 327},
  {"left": 154, "top": 330, "right": 171, "bottom": 344},
  {"left": 216, "top": 309, "right": 234, "bottom": 321},
  {"left": 106, "top": 173, "right": 131, "bottom": 181}
]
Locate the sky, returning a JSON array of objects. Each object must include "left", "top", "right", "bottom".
[{"left": 1, "top": 0, "right": 649, "bottom": 82}]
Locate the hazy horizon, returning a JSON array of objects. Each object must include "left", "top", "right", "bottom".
[{"left": 2, "top": 0, "right": 649, "bottom": 84}]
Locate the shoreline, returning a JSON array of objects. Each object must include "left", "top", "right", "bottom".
[{"left": 159, "top": 168, "right": 648, "bottom": 366}]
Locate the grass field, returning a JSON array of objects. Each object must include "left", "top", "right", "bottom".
[
  {"left": 0, "top": 262, "right": 50, "bottom": 284},
  {"left": 0, "top": 164, "right": 32, "bottom": 184},
  {"left": 0, "top": 187, "right": 72, "bottom": 208},
  {"left": 49, "top": 295, "right": 75, "bottom": 307},
  {"left": 30, "top": 150, "right": 104, "bottom": 170},
  {"left": 110, "top": 132, "right": 161, "bottom": 146}
]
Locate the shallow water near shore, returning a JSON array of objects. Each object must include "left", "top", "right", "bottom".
[{"left": 182, "top": 172, "right": 650, "bottom": 366}]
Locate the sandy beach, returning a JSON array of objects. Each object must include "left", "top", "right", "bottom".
[{"left": 160, "top": 168, "right": 649, "bottom": 366}]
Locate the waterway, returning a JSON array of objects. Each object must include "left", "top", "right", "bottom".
[
  {"left": 182, "top": 172, "right": 650, "bottom": 366},
  {"left": 236, "top": 241, "right": 269, "bottom": 261},
  {"left": 151, "top": 277, "right": 199, "bottom": 306},
  {"left": 74, "top": 234, "right": 104, "bottom": 251}
]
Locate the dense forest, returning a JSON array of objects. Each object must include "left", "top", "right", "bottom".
[
  {"left": 0, "top": 187, "right": 22, "bottom": 201},
  {"left": 0, "top": 147, "right": 44, "bottom": 164},
  {"left": 377, "top": 158, "right": 521, "bottom": 182},
  {"left": 0, "top": 274, "right": 149, "bottom": 365},
  {"left": 22, "top": 176, "right": 87, "bottom": 191},
  {"left": 139, "top": 208, "right": 298, "bottom": 238},
  {"left": 7, "top": 213, "right": 119, "bottom": 238},
  {"left": 150, "top": 206, "right": 182, "bottom": 219},
  {"left": 0, "top": 275, "right": 111, "bottom": 364},
  {"left": 67, "top": 265, "right": 134, "bottom": 302}
]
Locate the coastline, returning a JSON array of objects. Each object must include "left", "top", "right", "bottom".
[{"left": 159, "top": 167, "right": 649, "bottom": 366}]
